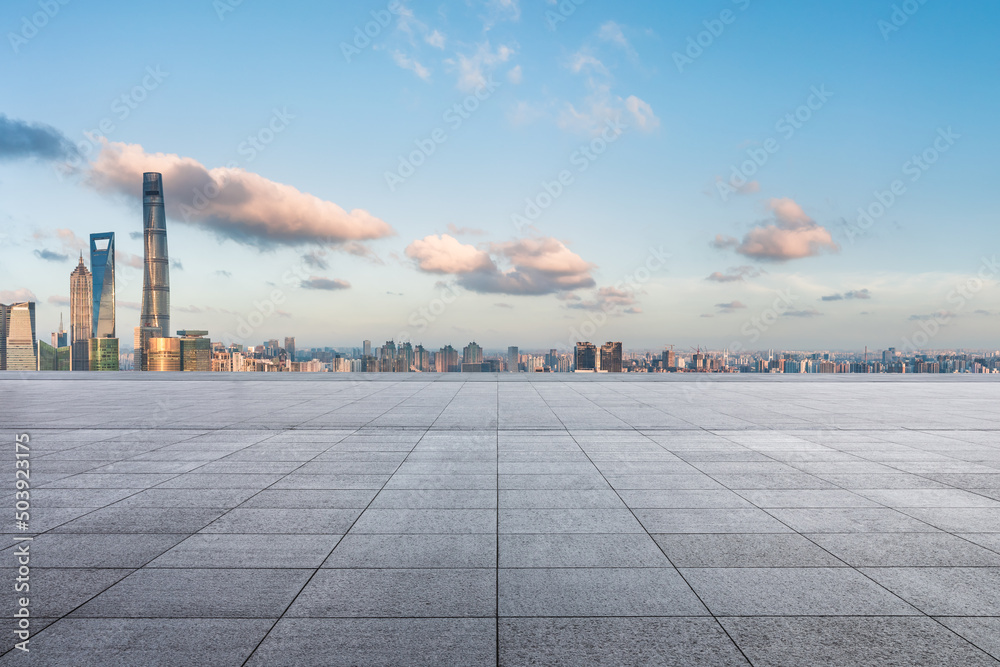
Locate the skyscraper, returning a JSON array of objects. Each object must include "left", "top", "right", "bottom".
[
  {"left": 437, "top": 345, "right": 459, "bottom": 373},
  {"left": 5, "top": 302, "right": 37, "bottom": 371},
  {"left": 140, "top": 172, "right": 170, "bottom": 339},
  {"left": 463, "top": 342, "right": 483, "bottom": 365},
  {"left": 574, "top": 342, "right": 597, "bottom": 372},
  {"left": 284, "top": 337, "right": 296, "bottom": 363},
  {"left": 70, "top": 254, "right": 92, "bottom": 371},
  {"left": 52, "top": 313, "right": 68, "bottom": 348},
  {"left": 508, "top": 346, "right": 519, "bottom": 372},
  {"left": 363, "top": 340, "right": 372, "bottom": 358},
  {"left": 600, "top": 342, "right": 623, "bottom": 373},
  {"left": 90, "top": 233, "right": 116, "bottom": 338},
  {"left": 0, "top": 304, "right": 7, "bottom": 370}
]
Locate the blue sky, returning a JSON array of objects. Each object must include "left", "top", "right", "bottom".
[{"left": 1, "top": 0, "right": 998, "bottom": 352}]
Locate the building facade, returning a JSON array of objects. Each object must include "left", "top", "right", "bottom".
[
  {"left": 574, "top": 342, "right": 597, "bottom": 372},
  {"left": 5, "top": 302, "right": 37, "bottom": 371},
  {"left": 70, "top": 254, "right": 93, "bottom": 371},
  {"left": 147, "top": 337, "right": 181, "bottom": 371},
  {"left": 140, "top": 172, "right": 170, "bottom": 340},
  {"left": 89, "top": 337, "right": 119, "bottom": 371}
]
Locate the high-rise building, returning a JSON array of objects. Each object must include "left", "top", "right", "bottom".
[
  {"left": 414, "top": 345, "right": 430, "bottom": 372},
  {"left": 284, "top": 337, "right": 295, "bottom": 362},
  {"left": 179, "top": 330, "right": 212, "bottom": 371},
  {"left": 600, "top": 342, "right": 623, "bottom": 373},
  {"left": 140, "top": 172, "right": 170, "bottom": 341},
  {"left": 90, "top": 232, "right": 116, "bottom": 339},
  {"left": 507, "top": 346, "right": 519, "bottom": 372},
  {"left": 574, "top": 342, "right": 597, "bottom": 372},
  {"left": 363, "top": 340, "right": 372, "bottom": 358},
  {"left": 70, "top": 253, "right": 92, "bottom": 371},
  {"left": 463, "top": 341, "right": 483, "bottom": 365},
  {"left": 437, "top": 345, "right": 459, "bottom": 372},
  {"left": 51, "top": 312, "right": 68, "bottom": 349},
  {"left": 4, "top": 302, "right": 37, "bottom": 371},
  {"left": 663, "top": 348, "right": 676, "bottom": 371},
  {"left": 147, "top": 337, "right": 181, "bottom": 371},
  {"left": 89, "top": 337, "right": 119, "bottom": 371}
]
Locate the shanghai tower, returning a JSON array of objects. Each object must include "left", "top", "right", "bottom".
[{"left": 140, "top": 172, "right": 170, "bottom": 338}]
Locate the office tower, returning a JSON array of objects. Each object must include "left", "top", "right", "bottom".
[
  {"left": 437, "top": 345, "right": 459, "bottom": 373},
  {"left": 663, "top": 349, "right": 676, "bottom": 371},
  {"left": 363, "top": 340, "right": 372, "bottom": 358},
  {"left": 284, "top": 337, "right": 295, "bottom": 362},
  {"left": 89, "top": 337, "right": 119, "bottom": 371},
  {"left": 70, "top": 253, "right": 93, "bottom": 371},
  {"left": 601, "top": 342, "right": 623, "bottom": 373},
  {"left": 90, "top": 232, "right": 116, "bottom": 338},
  {"left": 0, "top": 303, "right": 6, "bottom": 370},
  {"left": 179, "top": 330, "right": 212, "bottom": 371},
  {"left": 147, "top": 337, "right": 181, "bottom": 371},
  {"left": 52, "top": 313, "right": 68, "bottom": 348},
  {"left": 5, "top": 302, "right": 37, "bottom": 371},
  {"left": 574, "top": 342, "right": 597, "bottom": 372},
  {"left": 414, "top": 345, "right": 430, "bottom": 372},
  {"left": 140, "top": 172, "right": 170, "bottom": 340},
  {"left": 463, "top": 341, "right": 483, "bottom": 365},
  {"left": 508, "top": 346, "right": 519, "bottom": 372},
  {"left": 134, "top": 326, "right": 159, "bottom": 371}
]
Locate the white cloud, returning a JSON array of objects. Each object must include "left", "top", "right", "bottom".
[{"left": 392, "top": 51, "right": 431, "bottom": 81}]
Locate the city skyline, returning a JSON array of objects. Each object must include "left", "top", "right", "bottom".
[{"left": 2, "top": 1, "right": 999, "bottom": 351}]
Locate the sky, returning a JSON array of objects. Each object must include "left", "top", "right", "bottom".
[{"left": 1, "top": 0, "right": 998, "bottom": 353}]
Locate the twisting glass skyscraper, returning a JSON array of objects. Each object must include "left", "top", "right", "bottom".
[
  {"left": 90, "top": 232, "right": 115, "bottom": 338},
  {"left": 140, "top": 172, "right": 170, "bottom": 338}
]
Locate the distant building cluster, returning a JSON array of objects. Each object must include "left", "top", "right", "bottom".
[{"left": 3, "top": 174, "right": 998, "bottom": 375}]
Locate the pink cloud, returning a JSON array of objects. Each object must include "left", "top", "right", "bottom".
[
  {"left": 728, "top": 198, "right": 839, "bottom": 262},
  {"left": 86, "top": 139, "right": 394, "bottom": 248}
]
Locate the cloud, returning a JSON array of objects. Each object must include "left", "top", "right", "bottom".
[
  {"left": 215, "top": 270, "right": 232, "bottom": 278},
  {"left": 706, "top": 265, "right": 762, "bottom": 283},
  {"left": 623, "top": 95, "right": 660, "bottom": 131},
  {"left": 392, "top": 51, "right": 431, "bottom": 81},
  {"left": 597, "top": 21, "right": 630, "bottom": 50},
  {"left": 447, "top": 223, "right": 487, "bottom": 236},
  {"left": 507, "top": 65, "right": 523, "bottom": 84},
  {"left": 566, "top": 286, "right": 642, "bottom": 315},
  {"left": 129, "top": 231, "right": 142, "bottom": 240},
  {"left": 700, "top": 314, "right": 714, "bottom": 318},
  {"left": 425, "top": 29, "right": 446, "bottom": 49},
  {"left": 710, "top": 235, "right": 739, "bottom": 251},
  {"left": 715, "top": 300, "right": 747, "bottom": 314},
  {"left": 909, "top": 311, "right": 953, "bottom": 322},
  {"left": 405, "top": 234, "right": 596, "bottom": 295},
  {"left": 302, "top": 251, "right": 329, "bottom": 270},
  {"left": 34, "top": 249, "right": 69, "bottom": 262},
  {"left": 301, "top": 276, "right": 351, "bottom": 291},
  {"left": 86, "top": 139, "right": 394, "bottom": 248},
  {"left": 0, "top": 288, "right": 37, "bottom": 303},
  {"left": 119, "top": 301, "right": 141, "bottom": 310},
  {"left": 822, "top": 289, "right": 871, "bottom": 302},
  {"left": 0, "top": 114, "right": 78, "bottom": 162},
  {"left": 783, "top": 309, "right": 823, "bottom": 318},
  {"left": 495, "top": 302, "right": 513, "bottom": 309},
  {"left": 448, "top": 41, "right": 515, "bottom": 92},
  {"left": 722, "top": 198, "right": 839, "bottom": 262},
  {"left": 116, "top": 250, "right": 143, "bottom": 269},
  {"left": 48, "top": 295, "right": 71, "bottom": 306},
  {"left": 175, "top": 305, "right": 203, "bottom": 314},
  {"left": 171, "top": 259, "right": 184, "bottom": 270}
]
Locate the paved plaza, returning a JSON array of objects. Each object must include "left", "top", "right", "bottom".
[{"left": 1, "top": 373, "right": 1000, "bottom": 665}]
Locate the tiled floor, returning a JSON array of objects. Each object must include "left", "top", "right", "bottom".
[{"left": 1, "top": 373, "right": 1000, "bottom": 665}]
